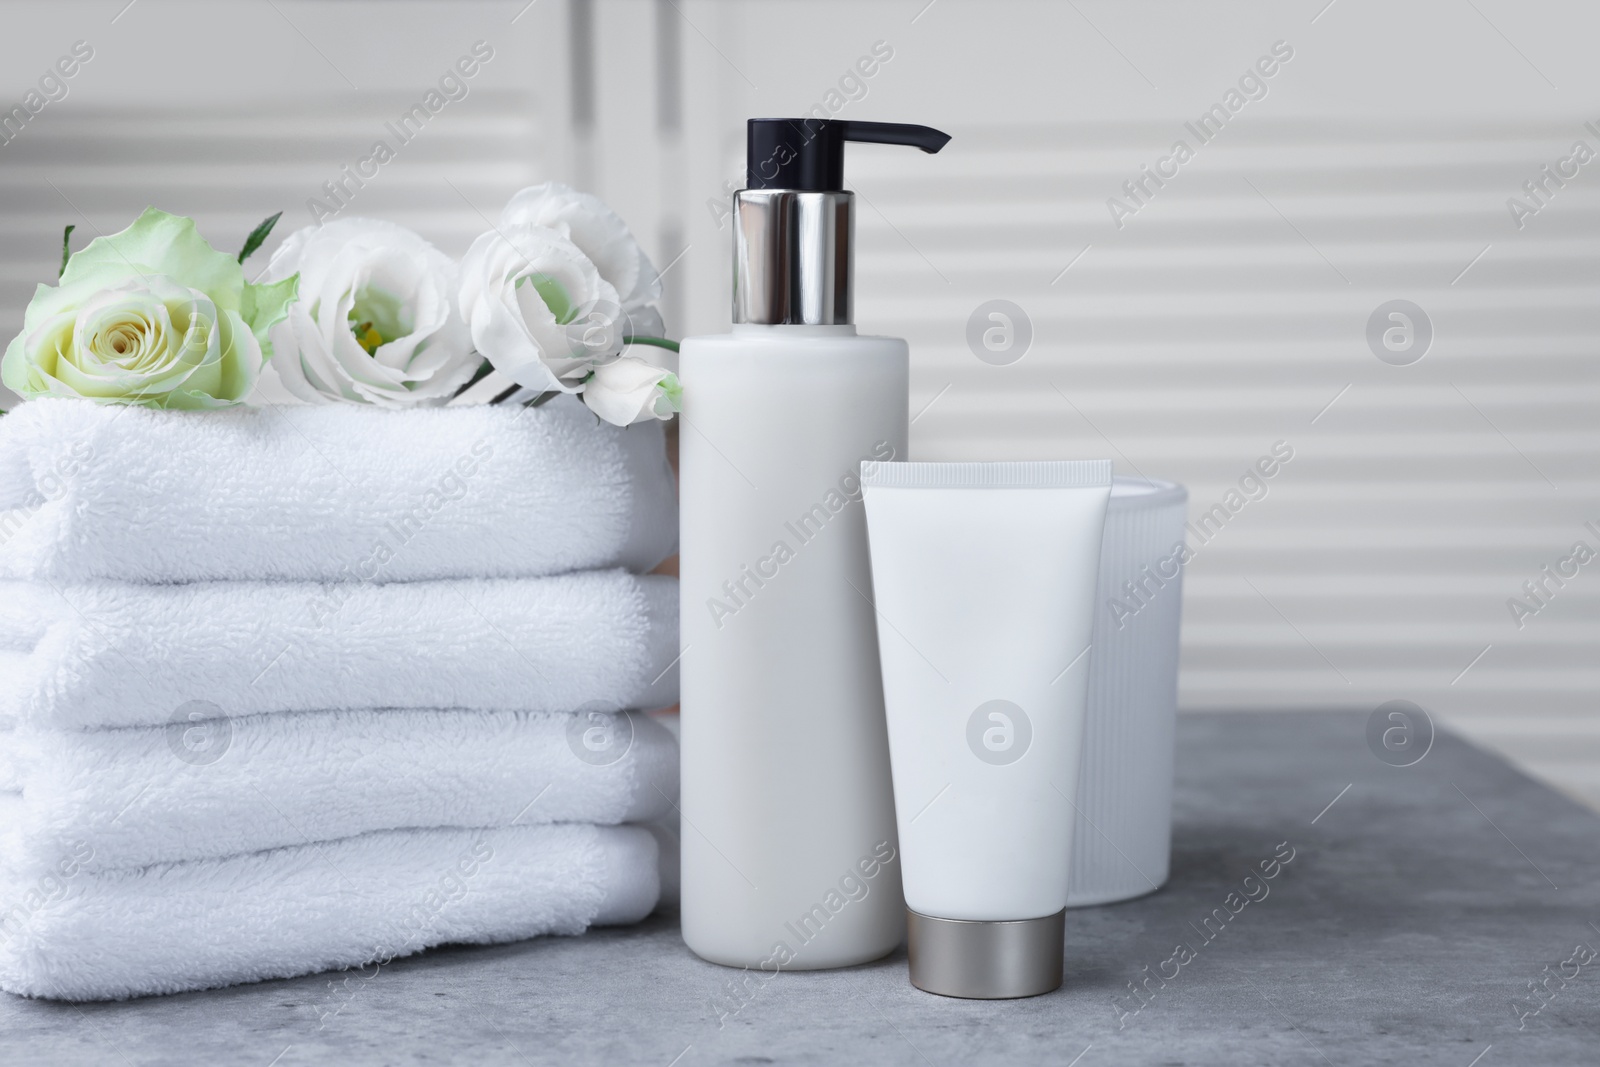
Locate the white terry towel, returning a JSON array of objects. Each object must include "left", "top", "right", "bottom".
[
  {"left": 0, "top": 822, "right": 659, "bottom": 1001},
  {"left": 0, "top": 571, "right": 679, "bottom": 730},
  {"left": 0, "top": 396, "right": 677, "bottom": 583},
  {"left": 0, "top": 709, "right": 679, "bottom": 873}
]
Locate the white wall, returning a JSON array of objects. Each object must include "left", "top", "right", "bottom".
[
  {"left": 660, "top": 0, "right": 1600, "bottom": 810},
  {"left": 1, "top": 0, "right": 1596, "bottom": 805}
]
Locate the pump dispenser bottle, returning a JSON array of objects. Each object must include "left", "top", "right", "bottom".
[{"left": 679, "top": 119, "right": 950, "bottom": 969}]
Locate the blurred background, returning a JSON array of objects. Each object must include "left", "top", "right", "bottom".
[{"left": 1, "top": 1, "right": 1596, "bottom": 805}]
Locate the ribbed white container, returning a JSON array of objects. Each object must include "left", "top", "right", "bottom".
[{"left": 1068, "top": 477, "right": 1187, "bottom": 907}]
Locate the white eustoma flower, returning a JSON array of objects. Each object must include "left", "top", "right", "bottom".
[
  {"left": 457, "top": 223, "right": 626, "bottom": 395},
  {"left": 261, "top": 218, "right": 474, "bottom": 407},
  {"left": 583, "top": 355, "right": 681, "bottom": 426},
  {"left": 499, "top": 182, "right": 664, "bottom": 340},
  {"left": 459, "top": 182, "right": 677, "bottom": 427}
]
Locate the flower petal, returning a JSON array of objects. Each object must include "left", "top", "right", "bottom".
[
  {"left": 62, "top": 207, "right": 246, "bottom": 314},
  {"left": 582, "top": 355, "right": 677, "bottom": 426},
  {"left": 500, "top": 183, "right": 663, "bottom": 312}
]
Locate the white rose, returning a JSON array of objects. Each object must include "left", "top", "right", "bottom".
[
  {"left": 582, "top": 355, "right": 680, "bottom": 426},
  {"left": 261, "top": 218, "right": 474, "bottom": 407},
  {"left": 2, "top": 208, "right": 294, "bottom": 409},
  {"left": 499, "top": 182, "right": 664, "bottom": 340},
  {"left": 456, "top": 223, "right": 625, "bottom": 395}
]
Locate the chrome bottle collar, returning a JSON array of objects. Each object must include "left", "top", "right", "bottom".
[{"left": 732, "top": 189, "right": 853, "bottom": 326}]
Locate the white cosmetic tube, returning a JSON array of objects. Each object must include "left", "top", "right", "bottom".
[{"left": 860, "top": 460, "right": 1112, "bottom": 999}]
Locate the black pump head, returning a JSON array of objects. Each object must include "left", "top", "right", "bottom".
[{"left": 746, "top": 118, "right": 951, "bottom": 191}]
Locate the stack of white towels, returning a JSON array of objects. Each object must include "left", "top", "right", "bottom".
[{"left": 0, "top": 397, "right": 681, "bottom": 1000}]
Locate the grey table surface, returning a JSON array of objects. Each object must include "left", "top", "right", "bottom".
[{"left": 4, "top": 710, "right": 1598, "bottom": 1066}]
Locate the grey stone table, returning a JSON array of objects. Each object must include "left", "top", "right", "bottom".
[{"left": 4, "top": 711, "right": 1598, "bottom": 1066}]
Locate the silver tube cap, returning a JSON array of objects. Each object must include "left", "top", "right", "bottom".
[
  {"left": 732, "top": 189, "right": 852, "bottom": 325},
  {"left": 906, "top": 909, "right": 1065, "bottom": 999}
]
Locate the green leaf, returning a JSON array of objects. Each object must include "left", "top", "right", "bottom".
[
  {"left": 58, "top": 224, "right": 75, "bottom": 280},
  {"left": 239, "top": 273, "right": 299, "bottom": 360},
  {"left": 237, "top": 211, "right": 283, "bottom": 264}
]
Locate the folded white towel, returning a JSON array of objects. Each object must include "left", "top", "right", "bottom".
[
  {"left": 0, "top": 396, "right": 677, "bottom": 583},
  {"left": 0, "top": 708, "right": 678, "bottom": 873},
  {"left": 0, "top": 822, "right": 658, "bottom": 1000},
  {"left": 0, "top": 572, "right": 679, "bottom": 730}
]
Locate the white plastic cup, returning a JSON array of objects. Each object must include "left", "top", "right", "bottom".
[{"left": 1068, "top": 477, "right": 1188, "bottom": 907}]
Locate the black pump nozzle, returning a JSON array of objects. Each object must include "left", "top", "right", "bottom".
[{"left": 746, "top": 118, "right": 951, "bottom": 191}]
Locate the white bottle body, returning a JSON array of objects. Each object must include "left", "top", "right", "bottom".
[{"left": 679, "top": 324, "right": 907, "bottom": 969}]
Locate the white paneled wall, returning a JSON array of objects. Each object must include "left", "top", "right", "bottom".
[
  {"left": 671, "top": 1, "right": 1600, "bottom": 809},
  {"left": 0, "top": 1, "right": 1595, "bottom": 806},
  {"left": 839, "top": 119, "right": 1600, "bottom": 807},
  {"left": 0, "top": 93, "right": 544, "bottom": 281}
]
